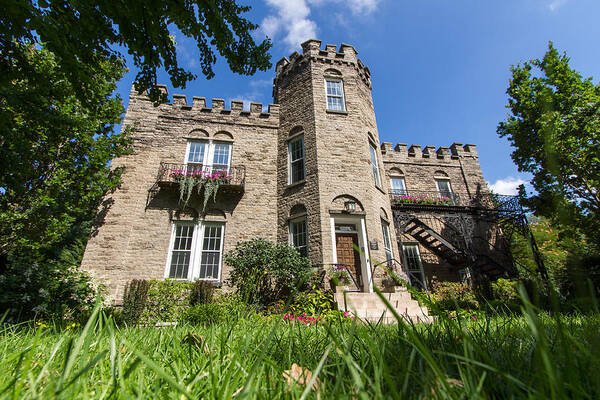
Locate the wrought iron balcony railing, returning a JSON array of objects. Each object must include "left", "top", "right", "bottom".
[
  {"left": 390, "top": 190, "right": 519, "bottom": 211},
  {"left": 156, "top": 162, "right": 246, "bottom": 190}
]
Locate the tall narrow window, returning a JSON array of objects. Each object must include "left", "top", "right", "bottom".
[
  {"left": 370, "top": 143, "right": 381, "bottom": 187},
  {"left": 381, "top": 220, "right": 393, "bottom": 263},
  {"left": 168, "top": 223, "right": 195, "bottom": 279},
  {"left": 212, "top": 143, "right": 231, "bottom": 173},
  {"left": 288, "top": 136, "right": 305, "bottom": 184},
  {"left": 325, "top": 79, "right": 345, "bottom": 111},
  {"left": 187, "top": 142, "right": 206, "bottom": 172},
  {"left": 390, "top": 177, "right": 407, "bottom": 195},
  {"left": 289, "top": 218, "right": 308, "bottom": 257},
  {"left": 402, "top": 244, "right": 426, "bottom": 290},
  {"left": 199, "top": 224, "right": 224, "bottom": 280}
]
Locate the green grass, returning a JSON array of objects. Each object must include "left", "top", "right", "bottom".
[{"left": 1, "top": 302, "right": 600, "bottom": 399}]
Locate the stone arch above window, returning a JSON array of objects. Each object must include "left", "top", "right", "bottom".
[
  {"left": 289, "top": 125, "right": 304, "bottom": 137},
  {"left": 213, "top": 130, "right": 234, "bottom": 141},
  {"left": 187, "top": 128, "right": 209, "bottom": 138},
  {"left": 434, "top": 170, "right": 449, "bottom": 179},
  {"left": 388, "top": 167, "right": 404, "bottom": 177},
  {"left": 331, "top": 194, "right": 364, "bottom": 212},
  {"left": 324, "top": 68, "right": 342, "bottom": 77},
  {"left": 380, "top": 208, "right": 389, "bottom": 222},
  {"left": 289, "top": 203, "right": 307, "bottom": 218}
]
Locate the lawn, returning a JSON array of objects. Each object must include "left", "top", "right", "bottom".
[{"left": 1, "top": 304, "right": 599, "bottom": 399}]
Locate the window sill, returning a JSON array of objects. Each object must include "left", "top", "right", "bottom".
[
  {"left": 375, "top": 185, "right": 386, "bottom": 195},
  {"left": 285, "top": 179, "right": 306, "bottom": 190},
  {"left": 326, "top": 109, "right": 348, "bottom": 115}
]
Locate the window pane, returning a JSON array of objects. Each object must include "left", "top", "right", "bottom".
[
  {"left": 326, "top": 80, "right": 342, "bottom": 96},
  {"left": 212, "top": 143, "right": 230, "bottom": 168},
  {"left": 188, "top": 142, "right": 205, "bottom": 163},
  {"left": 290, "top": 218, "right": 308, "bottom": 257},
  {"left": 169, "top": 224, "right": 194, "bottom": 279},
  {"left": 199, "top": 224, "right": 223, "bottom": 280},
  {"left": 289, "top": 137, "right": 305, "bottom": 183},
  {"left": 391, "top": 178, "right": 406, "bottom": 195},
  {"left": 437, "top": 179, "right": 451, "bottom": 193},
  {"left": 381, "top": 221, "right": 392, "bottom": 262}
]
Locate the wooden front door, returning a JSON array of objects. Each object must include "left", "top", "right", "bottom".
[{"left": 336, "top": 233, "right": 362, "bottom": 290}]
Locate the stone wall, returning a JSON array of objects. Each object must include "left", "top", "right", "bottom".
[{"left": 81, "top": 86, "right": 280, "bottom": 300}]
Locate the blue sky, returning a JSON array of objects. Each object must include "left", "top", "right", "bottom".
[{"left": 114, "top": 0, "right": 600, "bottom": 195}]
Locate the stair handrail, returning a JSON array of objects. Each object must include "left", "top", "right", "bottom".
[{"left": 371, "top": 258, "right": 431, "bottom": 298}]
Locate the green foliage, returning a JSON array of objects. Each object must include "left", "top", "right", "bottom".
[
  {"left": 140, "top": 280, "right": 195, "bottom": 324},
  {"left": 0, "top": 259, "right": 97, "bottom": 321},
  {"left": 122, "top": 280, "right": 150, "bottom": 326},
  {"left": 181, "top": 304, "right": 228, "bottom": 326},
  {"left": 431, "top": 281, "right": 480, "bottom": 311},
  {"left": 189, "top": 280, "right": 214, "bottom": 306},
  {"left": 1, "top": 0, "right": 272, "bottom": 103},
  {"left": 224, "top": 239, "right": 312, "bottom": 307},
  {"left": 491, "top": 279, "right": 520, "bottom": 303},
  {"left": 497, "top": 42, "right": 600, "bottom": 247},
  {"left": 289, "top": 288, "right": 335, "bottom": 317},
  {"left": 176, "top": 175, "right": 224, "bottom": 213},
  {"left": 0, "top": 42, "right": 131, "bottom": 263}
]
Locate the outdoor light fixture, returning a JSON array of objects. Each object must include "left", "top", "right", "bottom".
[{"left": 344, "top": 201, "right": 356, "bottom": 212}]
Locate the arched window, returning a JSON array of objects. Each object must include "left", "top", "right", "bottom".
[
  {"left": 388, "top": 167, "right": 406, "bottom": 195},
  {"left": 288, "top": 204, "right": 308, "bottom": 257},
  {"left": 434, "top": 171, "right": 454, "bottom": 204}
]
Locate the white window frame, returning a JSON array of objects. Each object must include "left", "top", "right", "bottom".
[
  {"left": 402, "top": 243, "right": 427, "bottom": 290},
  {"left": 325, "top": 78, "right": 346, "bottom": 112},
  {"left": 435, "top": 178, "right": 454, "bottom": 204},
  {"left": 185, "top": 140, "right": 232, "bottom": 174},
  {"left": 381, "top": 220, "right": 393, "bottom": 263},
  {"left": 369, "top": 143, "right": 381, "bottom": 187},
  {"left": 165, "top": 221, "right": 225, "bottom": 281},
  {"left": 289, "top": 216, "right": 309, "bottom": 257},
  {"left": 390, "top": 176, "right": 407, "bottom": 195},
  {"left": 288, "top": 135, "right": 305, "bottom": 184}
]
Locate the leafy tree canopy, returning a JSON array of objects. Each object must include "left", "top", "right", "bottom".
[
  {"left": 1, "top": 0, "right": 272, "bottom": 102},
  {"left": 0, "top": 42, "right": 131, "bottom": 262},
  {"left": 497, "top": 42, "right": 600, "bottom": 245}
]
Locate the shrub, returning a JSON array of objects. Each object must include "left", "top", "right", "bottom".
[
  {"left": 0, "top": 259, "right": 97, "bottom": 322},
  {"left": 181, "top": 303, "right": 228, "bottom": 326},
  {"left": 140, "top": 280, "right": 194, "bottom": 324},
  {"left": 122, "top": 279, "right": 150, "bottom": 326},
  {"left": 224, "top": 239, "right": 312, "bottom": 307},
  {"left": 290, "top": 288, "right": 335, "bottom": 317},
  {"left": 189, "top": 280, "right": 214, "bottom": 306},
  {"left": 491, "top": 278, "right": 520, "bottom": 303},
  {"left": 431, "top": 281, "right": 479, "bottom": 311}
]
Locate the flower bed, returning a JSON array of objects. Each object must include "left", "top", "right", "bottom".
[{"left": 392, "top": 194, "right": 453, "bottom": 206}]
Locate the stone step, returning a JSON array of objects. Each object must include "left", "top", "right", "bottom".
[{"left": 334, "top": 290, "right": 430, "bottom": 324}]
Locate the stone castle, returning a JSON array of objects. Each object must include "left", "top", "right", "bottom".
[{"left": 82, "top": 40, "right": 517, "bottom": 316}]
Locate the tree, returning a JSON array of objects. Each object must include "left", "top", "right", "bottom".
[
  {"left": 497, "top": 43, "right": 600, "bottom": 246},
  {"left": 0, "top": 42, "right": 131, "bottom": 266},
  {"left": 1, "top": 0, "right": 272, "bottom": 103}
]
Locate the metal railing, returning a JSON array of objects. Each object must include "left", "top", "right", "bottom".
[
  {"left": 390, "top": 190, "right": 520, "bottom": 210},
  {"left": 156, "top": 162, "right": 246, "bottom": 188},
  {"left": 316, "top": 263, "right": 361, "bottom": 292}
]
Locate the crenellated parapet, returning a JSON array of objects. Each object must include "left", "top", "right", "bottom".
[
  {"left": 130, "top": 84, "right": 280, "bottom": 121},
  {"left": 273, "top": 39, "right": 372, "bottom": 100},
  {"left": 381, "top": 142, "right": 479, "bottom": 162}
]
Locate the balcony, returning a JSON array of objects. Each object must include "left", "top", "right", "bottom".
[
  {"left": 390, "top": 190, "right": 516, "bottom": 210},
  {"left": 155, "top": 162, "right": 246, "bottom": 192}
]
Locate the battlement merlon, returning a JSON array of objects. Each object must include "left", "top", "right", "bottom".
[
  {"left": 381, "top": 142, "right": 479, "bottom": 161},
  {"left": 127, "top": 84, "right": 280, "bottom": 118}
]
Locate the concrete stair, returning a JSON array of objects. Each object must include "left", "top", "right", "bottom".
[{"left": 334, "top": 288, "right": 430, "bottom": 324}]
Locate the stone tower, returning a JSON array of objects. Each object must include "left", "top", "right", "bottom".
[{"left": 274, "top": 39, "right": 400, "bottom": 292}]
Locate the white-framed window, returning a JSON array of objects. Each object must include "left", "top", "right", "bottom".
[
  {"left": 289, "top": 217, "right": 308, "bottom": 257},
  {"left": 166, "top": 221, "right": 225, "bottom": 281},
  {"left": 369, "top": 143, "right": 381, "bottom": 187},
  {"left": 381, "top": 220, "right": 393, "bottom": 263},
  {"left": 325, "top": 79, "right": 345, "bottom": 111},
  {"left": 185, "top": 140, "right": 231, "bottom": 173},
  {"left": 402, "top": 243, "right": 427, "bottom": 290},
  {"left": 390, "top": 177, "right": 407, "bottom": 195},
  {"left": 435, "top": 178, "right": 454, "bottom": 204},
  {"left": 288, "top": 136, "right": 305, "bottom": 184}
]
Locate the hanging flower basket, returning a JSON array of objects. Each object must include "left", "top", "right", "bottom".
[{"left": 392, "top": 194, "right": 453, "bottom": 206}]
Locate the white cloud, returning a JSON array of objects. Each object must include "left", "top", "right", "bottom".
[
  {"left": 487, "top": 177, "right": 527, "bottom": 195},
  {"left": 261, "top": 0, "right": 380, "bottom": 51},
  {"left": 548, "top": 0, "right": 568, "bottom": 11},
  {"left": 262, "top": 0, "right": 318, "bottom": 51}
]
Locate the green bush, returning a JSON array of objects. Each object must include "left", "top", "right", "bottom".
[
  {"left": 189, "top": 280, "right": 214, "bottom": 306},
  {"left": 224, "top": 239, "right": 312, "bottom": 307},
  {"left": 140, "top": 279, "right": 194, "bottom": 324},
  {"left": 122, "top": 279, "right": 150, "bottom": 326},
  {"left": 431, "top": 281, "right": 479, "bottom": 311},
  {"left": 290, "top": 287, "right": 335, "bottom": 316},
  {"left": 491, "top": 278, "right": 520, "bottom": 303},
  {"left": 0, "top": 259, "right": 98, "bottom": 322},
  {"left": 181, "top": 293, "right": 247, "bottom": 325}
]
